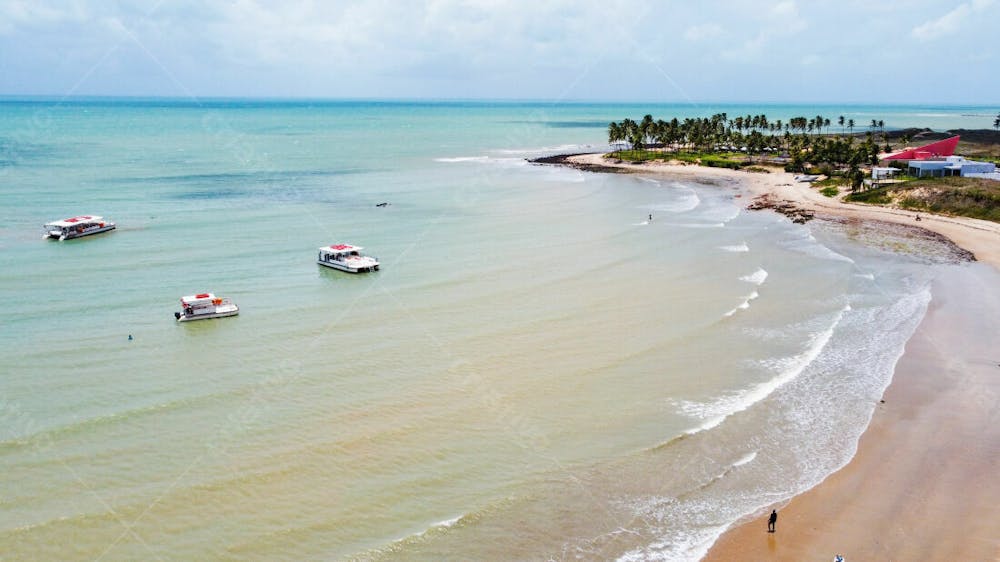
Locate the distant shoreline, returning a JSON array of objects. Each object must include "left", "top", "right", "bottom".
[{"left": 531, "top": 152, "right": 1000, "bottom": 270}]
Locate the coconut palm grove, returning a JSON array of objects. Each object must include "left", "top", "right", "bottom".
[{"left": 606, "top": 113, "right": 893, "bottom": 189}]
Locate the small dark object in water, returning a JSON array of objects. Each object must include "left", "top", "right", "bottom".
[
  {"left": 128, "top": 334, "right": 133, "bottom": 341},
  {"left": 376, "top": 202, "right": 390, "bottom": 207}
]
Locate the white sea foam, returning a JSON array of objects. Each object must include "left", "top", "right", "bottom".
[
  {"left": 435, "top": 156, "right": 489, "bottom": 163},
  {"left": 385, "top": 514, "right": 466, "bottom": 549},
  {"left": 614, "top": 496, "right": 738, "bottom": 562},
  {"left": 491, "top": 143, "right": 596, "bottom": 155},
  {"left": 622, "top": 283, "right": 933, "bottom": 562},
  {"left": 644, "top": 190, "right": 701, "bottom": 213},
  {"left": 677, "top": 304, "right": 851, "bottom": 433},
  {"left": 719, "top": 242, "right": 749, "bottom": 253},
  {"left": 541, "top": 168, "right": 585, "bottom": 183},
  {"left": 715, "top": 206, "right": 741, "bottom": 224},
  {"left": 781, "top": 232, "right": 855, "bottom": 264},
  {"left": 810, "top": 245, "right": 855, "bottom": 264},
  {"left": 723, "top": 291, "right": 759, "bottom": 317},
  {"left": 732, "top": 450, "right": 757, "bottom": 468},
  {"left": 434, "top": 516, "right": 462, "bottom": 528},
  {"left": 856, "top": 272, "right": 875, "bottom": 280},
  {"left": 434, "top": 156, "right": 527, "bottom": 168},
  {"left": 677, "top": 222, "right": 725, "bottom": 229},
  {"left": 701, "top": 451, "right": 760, "bottom": 490},
  {"left": 739, "top": 268, "right": 768, "bottom": 285}
]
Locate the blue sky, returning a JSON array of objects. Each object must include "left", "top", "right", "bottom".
[{"left": 1, "top": 0, "right": 998, "bottom": 103}]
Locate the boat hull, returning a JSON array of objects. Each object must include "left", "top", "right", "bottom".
[
  {"left": 317, "top": 260, "right": 379, "bottom": 273},
  {"left": 46, "top": 225, "right": 116, "bottom": 240},
  {"left": 175, "top": 306, "right": 240, "bottom": 322}
]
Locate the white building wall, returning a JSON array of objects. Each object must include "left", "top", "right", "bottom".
[
  {"left": 959, "top": 162, "right": 997, "bottom": 176},
  {"left": 964, "top": 172, "right": 1000, "bottom": 181}
]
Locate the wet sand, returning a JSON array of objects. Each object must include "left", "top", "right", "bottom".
[
  {"left": 556, "top": 153, "right": 1000, "bottom": 271},
  {"left": 536, "top": 153, "right": 1000, "bottom": 560},
  {"left": 704, "top": 264, "right": 1000, "bottom": 561}
]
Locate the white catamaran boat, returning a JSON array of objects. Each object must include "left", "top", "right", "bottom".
[
  {"left": 174, "top": 293, "right": 239, "bottom": 322},
  {"left": 317, "top": 244, "right": 380, "bottom": 273},
  {"left": 43, "top": 215, "right": 116, "bottom": 240}
]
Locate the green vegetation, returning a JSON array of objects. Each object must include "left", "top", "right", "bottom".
[
  {"left": 607, "top": 112, "right": 885, "bottom": 178},
  {"left": 701, "top": 155, "right": 743, "bottom": 169},
  {"left": 605, "top": 112, "right": 999, "bottom": 222},
  {"left": 845, "top": 188, "right": 893, "bottom": 205},
  {"left": 845, "top": 177, "right": 1000, "bottom": 222},
  {"left": 812, "top": 177, "right": 844, "bottom": 188},
  {"left": 608, "top": 149, "right": 666, "bottom": 162},
  {"left": 609, "top": 149, "right": 746, "bottom": 168}
]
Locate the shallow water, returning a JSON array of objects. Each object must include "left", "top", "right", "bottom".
[{"left": 0, "top": 99, "right": 977, "bottom": 560}]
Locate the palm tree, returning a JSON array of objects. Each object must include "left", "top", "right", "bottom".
[
  {"left": 640, "top": 114, "right": 655, "bottom": 146},
  {"left": 838, "top": 115, "right": 845, "bottom": 134},
  {"left": 824, "top": 118, "right": 831, "bottom": 136},
  {"left": 620, "top": 118, "right": 638, "bottom": 156},
  {"left": 608, "top": 122, "right": 623, "bottom": 154},
  {"left": 993, "top": 113, "right": 999, "bottom": 130},
  {"left": 847, "top": 118, "right": 855, "bottom": 135}
]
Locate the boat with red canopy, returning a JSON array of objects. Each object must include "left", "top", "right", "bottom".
[
  {"left": 174, "top": 293, "right": 239, "bottom": 322},
  {"left": 43, "top": 215, "right": 115, "bottom": 240},
  {"left": 317, "top": 244, "right": 380, "bottom": 273}
]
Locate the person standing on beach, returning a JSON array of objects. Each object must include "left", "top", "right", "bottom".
[{"left": 768, "top": 509, "right": 777, "bottom": 533}]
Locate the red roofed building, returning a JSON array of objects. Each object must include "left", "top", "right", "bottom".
[{"left": 881, "top": 135, "right": 960, "bottom": 161}]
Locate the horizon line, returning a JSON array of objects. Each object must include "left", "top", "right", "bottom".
[{"left": 1, "top": 94, "right": 997, "bottom": 108}]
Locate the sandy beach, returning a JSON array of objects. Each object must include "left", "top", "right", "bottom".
[
  {"left": 705, "top": 264, "right": 1000, "bottom": 562},
  {"left": 550, "top": 153, "right": 1000, "bottom": 561},
  {"left": 563, "top": 153, "right": 1000, "bottom": 271}
]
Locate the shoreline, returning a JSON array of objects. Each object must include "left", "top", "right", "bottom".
[
  {"left": 535, "top": 152, "right": 1000, "bottom": 271},
  {"left": 704, "top": 264, "right": 1000, "bottom": 561},
  {"left": 534, "top": 153, "right": 1000, "bottom": 560}
]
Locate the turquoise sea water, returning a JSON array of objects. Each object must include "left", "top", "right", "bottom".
[{"left": 0, "top": 99, "right": 990, "bottom": 560}]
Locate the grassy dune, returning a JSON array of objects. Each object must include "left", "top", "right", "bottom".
[{"left": 845, "top": 177, "right": 1000, "bottom": 222}]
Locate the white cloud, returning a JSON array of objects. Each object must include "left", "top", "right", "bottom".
[
  {"left": 0, "top": 0, "right": 87, "bottom": 34},
  {"left": 684, "top": 23, "right": 722, "bottom": 41},
  {"left": 770, "top": 0, "right": 806, "bottom": 32},
  {"left": 2, "top": 0, "right": 999, "bottom": 101},
  {"left": 771, "top": 1, "right": 796, "bottom": 17},
  {"left": 721, "top": 0, "right": 807, "bottom": 62},
  {"left": 911, "top": 0, "right": 996, "bottom": 41}
]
